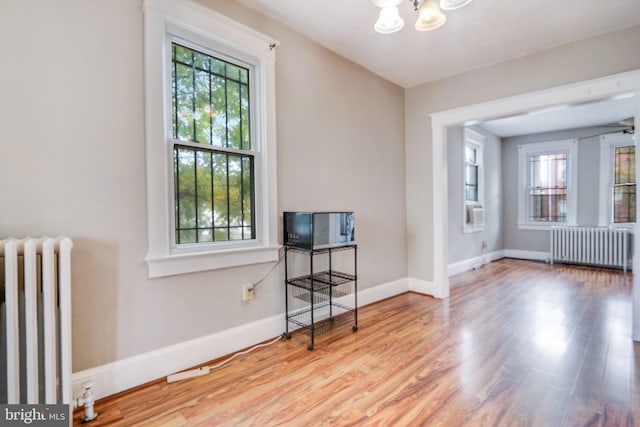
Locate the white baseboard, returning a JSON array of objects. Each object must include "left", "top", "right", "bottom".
[
  {"left": 448, "top": 250, "right": 505, "bottom": 277},
  {"left": 356, "top": 278, "right": 408, "bottom": 306},
  {"left": 71, "top": 312, "right": 283, "bottom": 404},
  {"left": 72, "top": 277, "right": 410, "bottom": 403},
  {"left": 503, "top": 249, "right": 549, "bottom": 262},
  {"left": 408, "top": 277, "right": 440, "bottom": 297}
]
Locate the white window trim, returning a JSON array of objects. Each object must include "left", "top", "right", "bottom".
[
  {"left": 598, "top": 132, "right": 636, "bottom": 227},
  {"left": 517, "top": 139, "right": 578, "bottom": 230},
  {"left": 462, "top": 128, "right": 485, "bottom": 233},
  {"left": 143, "top": 0, "right": 280, "bottom": 278}
]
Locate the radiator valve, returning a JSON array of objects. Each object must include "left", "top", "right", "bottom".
[{"left": 77, "top": 381, "right": 98, "bottom": 423}]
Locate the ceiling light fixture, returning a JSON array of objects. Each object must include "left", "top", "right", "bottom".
[{"left": 373, "top": 0, "right": 472, "bottom": 34}]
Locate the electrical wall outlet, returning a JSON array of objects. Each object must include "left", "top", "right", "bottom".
[{"left": 242, "top": 283, "right": 255, "bottom": 301}]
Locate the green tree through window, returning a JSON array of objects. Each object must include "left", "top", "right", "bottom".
[{"left": 171, "top": 43, "right": 255, "bottom": 244}]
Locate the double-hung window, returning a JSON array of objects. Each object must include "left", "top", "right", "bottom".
[
  {"left": 599, "top": 133, "right": 636, "bottom": 226},
  {"left": 462, "top": 128, "right": 485, "bottom": 233},
  {"left": 143, "top": 0, "right": 279, "bottom": 278},
  {"left": 171, "top": 42, "right": 255, "bottom": 244},
  {"left": 464, "top": 145, "right": 479, "bottom": 202},
  {"left": 527, "top": 152, "right": 567, "bottom": 222},
  {"left": 613, "top": 145, "right": 636, "bottom": 223},
  {"left": 517, "top": 139, "right": 577, "bottom": 229}
]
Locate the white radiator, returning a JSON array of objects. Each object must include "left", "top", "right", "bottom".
[
  {"left": 0, "top": 237, "right": 73, "bottom": 404},
  {"left": 550, "top": 226, "right": 632, "bottom": 272}
]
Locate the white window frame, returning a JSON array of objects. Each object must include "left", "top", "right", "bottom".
[
  {"left": 598, "top": 132, "right": 636, "bottom": 227},
  {"left": 517, "top": 139, "right": 578, "bottom": 230},
  {"left": 143, "top": 0, "right": 280, "bottom": 278},
  {"left": 462, "top": 128, "right": 485, "bottom": 233}
]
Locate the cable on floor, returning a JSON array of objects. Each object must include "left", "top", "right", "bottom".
[{"left": 166, "top": 334, "right": 284, "bottom": 383}]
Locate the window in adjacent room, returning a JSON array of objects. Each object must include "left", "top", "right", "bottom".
[
  {"left": 613, "top": 145, "right": 636, "bottom": 223},
  {"left": 143, "top": 0, "right": 280, "bottom": 277},
  {"left": 599, "top": 132, "right": 636, "bottom": 226},
  {"left": 517, "top": 139, "right": 578, "bottom": 230},
  {"left": 462, "top": 128, "right": 485, "bottom": 233},
  {"left": 527, "top": 152, "right": 567, "bottom": 222},
  {"left": 464, "top": 145, "right": 479, "bottom": 202}
]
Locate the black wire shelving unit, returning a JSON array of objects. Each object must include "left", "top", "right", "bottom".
[{"left": 284, "top": 245, "right": 358, "bottom": 350}]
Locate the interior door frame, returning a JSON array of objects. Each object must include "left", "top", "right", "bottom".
[{"left": 429, "top": 69, "right": 640, "bottom": 340}]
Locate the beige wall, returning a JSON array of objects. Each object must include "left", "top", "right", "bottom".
[
  {"left": 0, "top": 0, "right": 407, "bottom": 371},
  {"left": 405, "top": 25, "right": 640, "bottom": 283},
  {"left": 447, "top": 126, "right": 503, "bottom": 265}
]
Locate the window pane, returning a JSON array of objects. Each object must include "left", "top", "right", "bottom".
[
  {"left": 171, "top": 59, "right": 177, "bottom": 139},
  {"left": 195, "top": 69, "right": 212, "bottom": 144},
  {"left": 213, "top": 153, "right": 229, "bottom": 230},
  {"left": 214, "top": 228, "right": 228, "bottom": 241},
  {"left": 176, "top": 148, "right": 196, "bottom": 243},
  {"left": 229, "top": 226, "right": 243, "bottom": 240},
  {"left": 615, "top": 146, "right": 635, "bottom": 185},
  {"left": 175, "top": 63, "right": 194, "bottom": 141},
  {"left": 212, "top": 75, "right": 227, "bottom": 147},
  {"left": 465, "top": 146, "right": 476, "bottom": 164},
  {"left": 465, "top": 186, "right": 477, "bottom": 202},
  {"left": 211, "top": 58, "right": 225, "bottom": 76},
  {"left": 227, "top": 80, "right": 241, "bottom": 149},
  {"left": 196, "top": 151, "right": 213, "bottom": 231},
  {"left": 529, "top": 156, "right": 540, "bottom": 188},
  {"left": 529, "top": 153, "right": 566, "bottom": 188},
  {"left": 228, "top": 156, "right": 243, "bottom": 229},
  {"left": 464, "top": 159, "right": 478, "bottom": 202},
  {"left": 198, "top": 229, "right": 213, "bottom": 243},
  {"left": 465, "top": 164, "right": 477, "bottom": 186},
  {"left": 242, "top": 157, "right": 254, "bottom": 238},
  {"left": 174, "top": 44, "right": 193, "bottom": 65},
  {"left": 180, "top": 230, "right": 196, "bottom": 244},
  {"left": 193, "top": 50, "right": 209, "bottom": 71},
  {"left": 240, "top": 83, "right": 250, "bottom": 150},
  {"left": 528, "top": 188, "right": 567, "bottom": 222},
  {"left": 174, "top": 146, "right": 255, "bottom": 243},
  {"left": 614, "top": 185, "right": 636, "bottom": 223},
  {"left": 240, "top": 68, "right": 248, "bottom": 84},
  {"left": 528, "top": 153, "right": 568, "bottom": 222},
  {"left": 226, "top": 63, "right": 242, "bottom": 81},
  {"left": 613, "top": 146, "right": 636, "bottom": 223},
  {"left": 172, "top": 43, "right": 250, "bottom": 149}
]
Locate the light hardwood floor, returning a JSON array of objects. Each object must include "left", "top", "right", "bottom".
[{"left": 75, "top": 259, "right": 639, "bottom": 426}]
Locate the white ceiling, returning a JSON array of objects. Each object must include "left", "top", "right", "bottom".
[
  {"left": 237, "top": 0, "right": 640, "bottom": 88},
  {"left": 479, "top": 96, "right": 636, "bottom": 137}
]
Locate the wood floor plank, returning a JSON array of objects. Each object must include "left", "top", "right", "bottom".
[{"left": 74, "top": 259, "right": 636, "bottom": 426}]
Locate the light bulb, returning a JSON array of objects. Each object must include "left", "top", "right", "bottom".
[
  {"left": 374, "top": 5, "right": 404, "bottom": 34},
  {"left": 415, "top": 0, "right": 446, "bottom": 31},
  {"left": 381, "top": 7, "right": 398, "bottom": 26}
]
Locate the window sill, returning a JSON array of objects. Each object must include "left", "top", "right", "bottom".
[
  {"left": 463, "top": 224, "right": 485, "bottom": 234},
  {"left": 517, "top": 222, "right": 572, "bottom": 231},
  {"left": 598, "top": 223, "right": 635, "bottom": 229},
  {"left": 146, "top": 245, "right": 281, "bottom": 278}
]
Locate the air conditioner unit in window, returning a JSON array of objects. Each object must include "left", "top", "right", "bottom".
[{"left": 467, "top": 206, "right": 484, "bottom": 225}]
